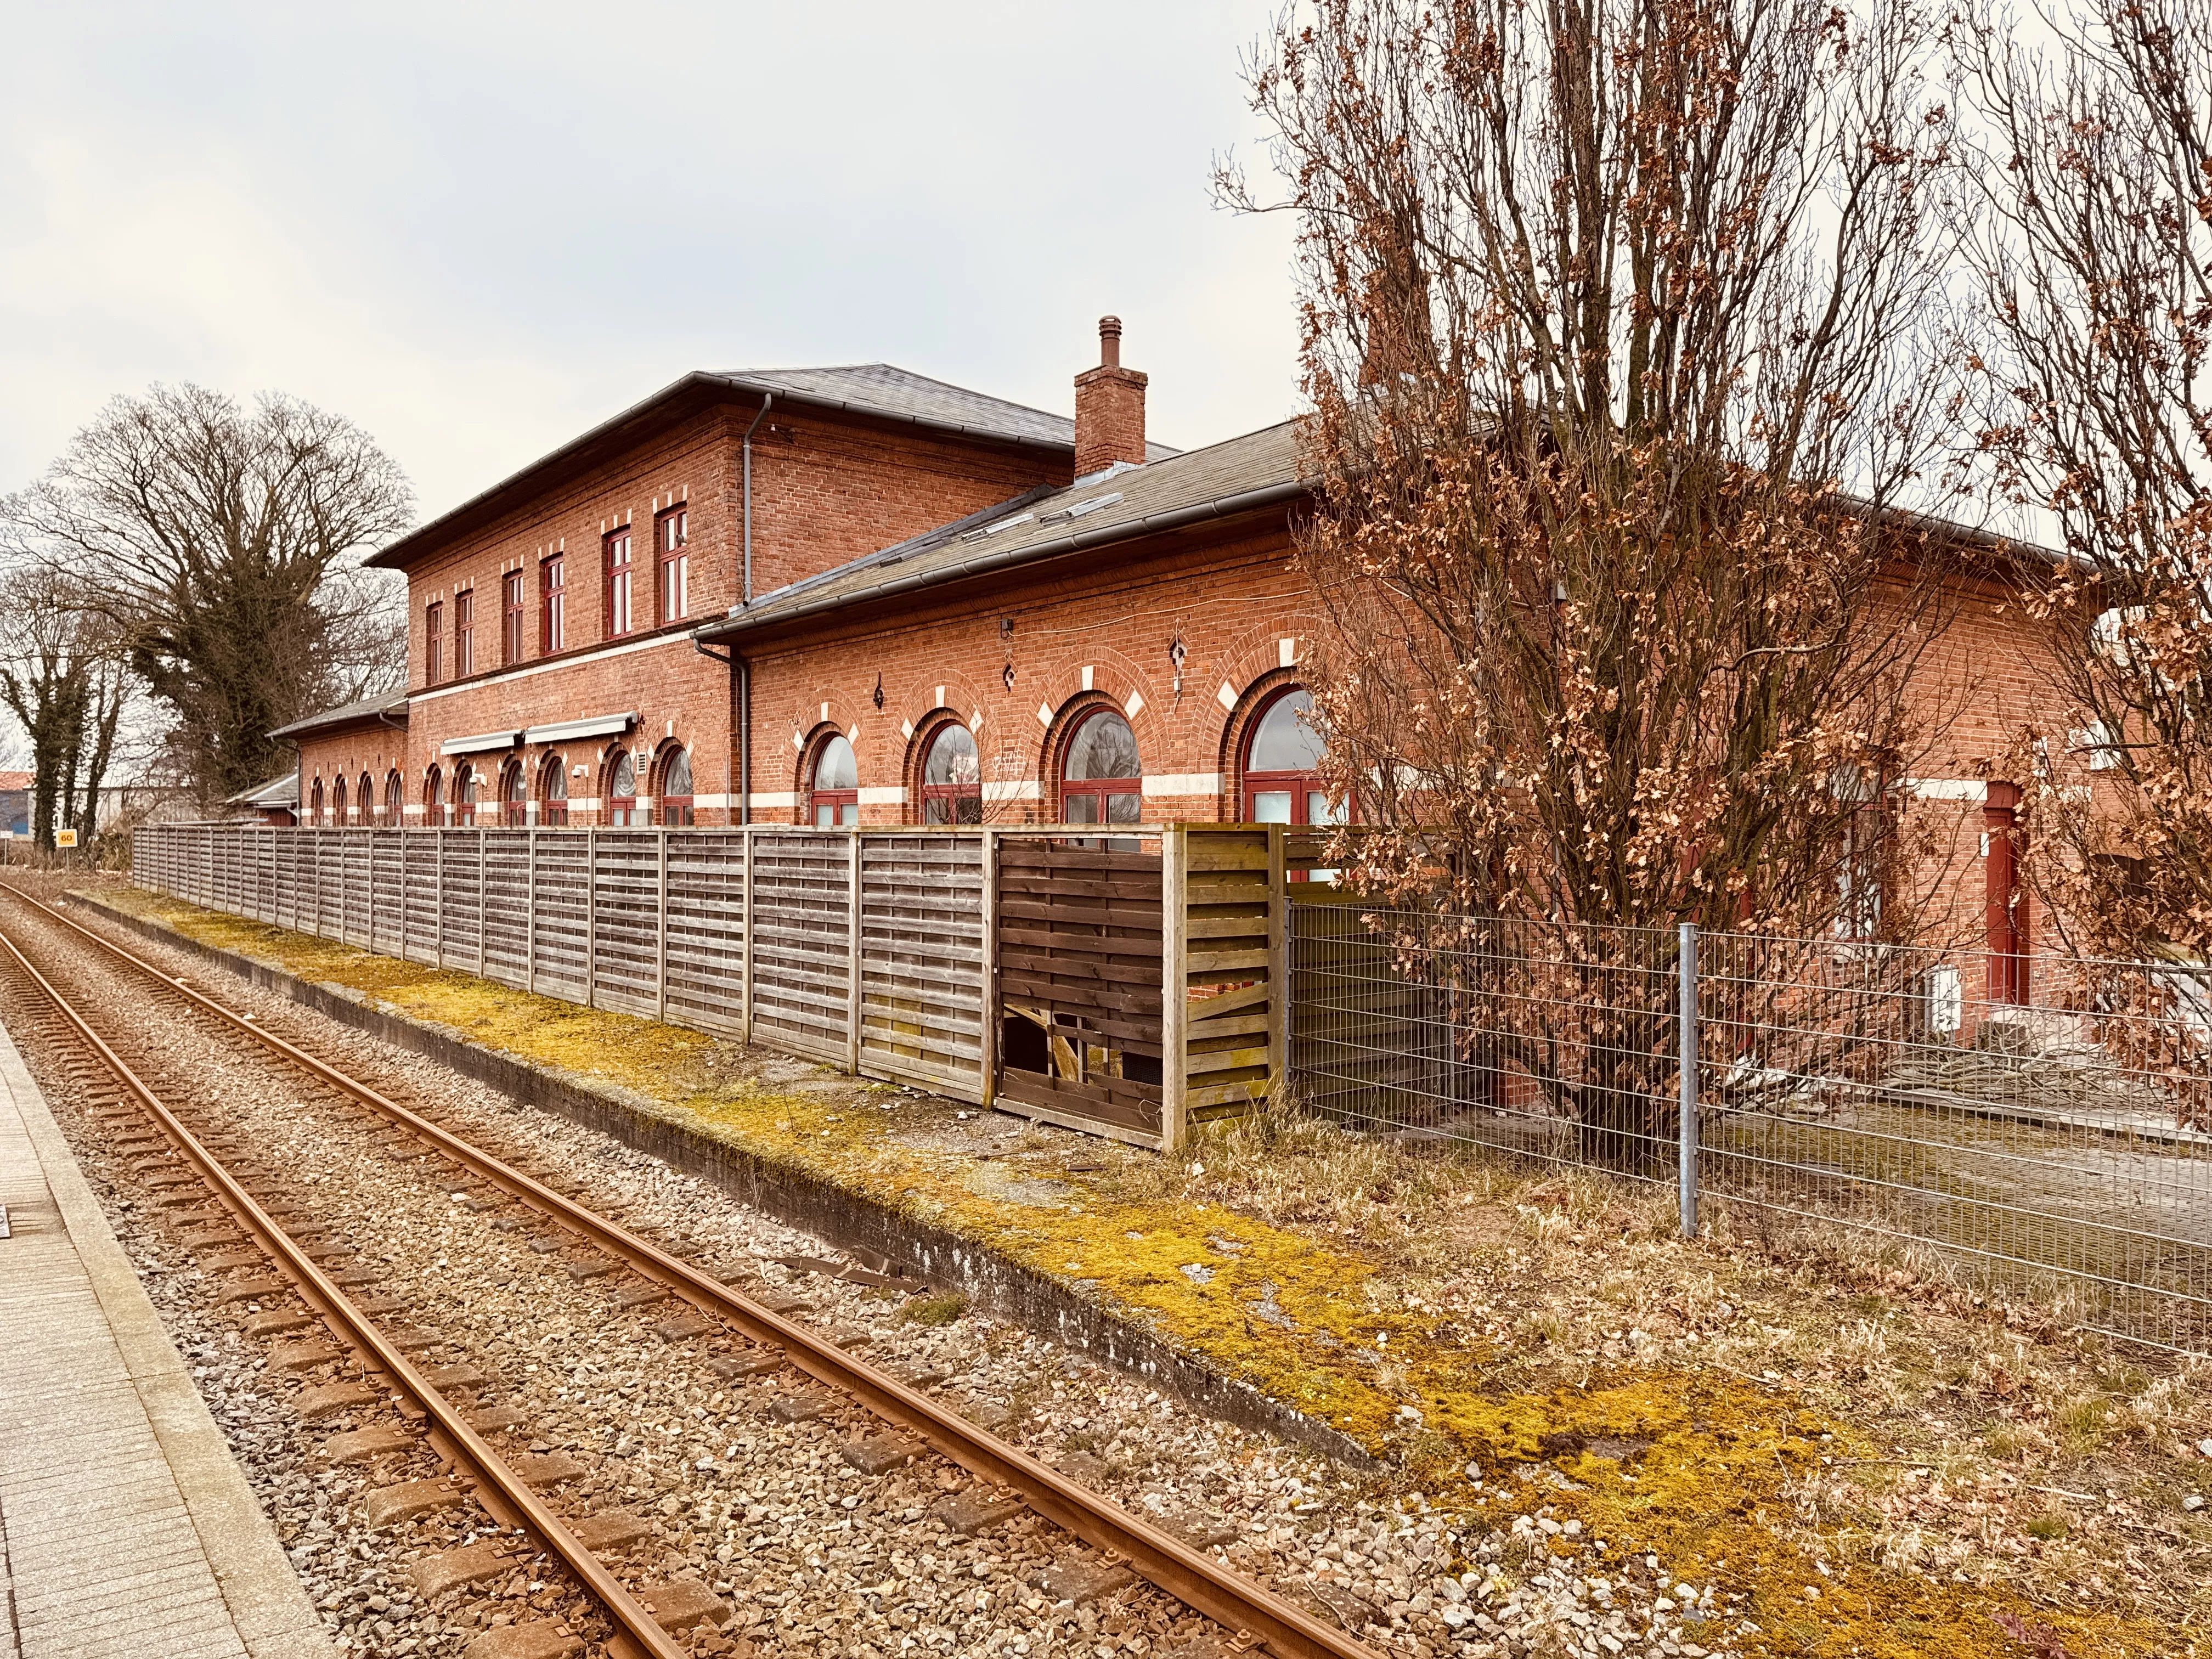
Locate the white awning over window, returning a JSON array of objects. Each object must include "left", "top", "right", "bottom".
[
  {"left": 522, "top": 712, "right": 638, "bottom": 745},
  {"left": 439, "top": 729, "right": 522, "bottom": 757}
]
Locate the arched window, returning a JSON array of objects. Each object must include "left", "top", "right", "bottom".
[
  {"left": 331, "top": 776, "right": 348, "bottom": 827},
  {"left": 1242, "top": 687, "right": 1336, "bottom": 826},
  {"left": 1059, "top": 709, "right": 1141, "bottom": 836},
  {"left": 384, "top": 770, "right": 403, "bottom": 826},
  {"left": 358, "top": 772, "right": 374, "bottom": 828},
  {"left": 539, "top": 754, "right": 569, "bottom": 828},
  {"left": 919, "top": 724, "right": 981, "bottom": 825},
  {"left": 501, "top": 760, "right": 527, "bottom": 827},
  {"left": 607, "top": 752, "right": 639, "bottom": 826},
  {"left": 453, "top": 763, "right": 477, "bottom": 827},
  {"left": 809, "top": 734, "right": 859, "bottom": 827},
  {"left": 310, "top": 777, "right": 325, "bottom": 823},
  {"left": 658, "top": 748, "right": 694, "bottom": 827},
  {"left": 425, "top": 766, "right": 444, "bottom": 826}
]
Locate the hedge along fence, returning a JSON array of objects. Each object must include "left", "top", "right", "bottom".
[{"left": 128, "top": 822, "right": 1291, "bottom": 1152}]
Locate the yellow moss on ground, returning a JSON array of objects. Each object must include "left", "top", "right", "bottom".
[{"left": 97, "top": 884, "right": 2188, "bottom": 1657}]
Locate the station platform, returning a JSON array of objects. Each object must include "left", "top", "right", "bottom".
[{"left": 0, "top": 1020, "right": 334, "bottom": 1658}]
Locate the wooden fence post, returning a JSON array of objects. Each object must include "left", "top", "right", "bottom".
[
  {"left": 476, "top": 828, "right": 487, "bottom": 975},
  {"left": 657, "top": 827, "right": 670, "bottom": 1023},
  {"left": 525, "top": 828, "right": 538, "bottom": 996},
  {"left": 740, "top": 827, "right": 755, "bottom": 1046},
  {"left": 584, "top": 827, "right": 597, "bottom": 1010},
  {"left": 979, "top": 827, "right": 1000, "bottom": 1109},
  {"left": 1267, "top": 822, "right": 1287, "bottom": 1094},
  {"left": 847, "top": 831, "right": 864, "bottom": 1074},
  {"left": 1160, "top": 823, "right": 1189, "bottom": 1152},
  {"left": 434, "top": 831, "right": 445, "bottom": 970}
]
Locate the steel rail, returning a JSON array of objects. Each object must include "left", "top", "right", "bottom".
[
  {"left": 18, "top": 887, "right": 1378, "bottom": 1659},
  {"left": 0, "top": 921, "right": 691, "bottom": 1659}
]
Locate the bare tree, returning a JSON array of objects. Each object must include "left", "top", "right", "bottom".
[
  {"left": 0, "top": 568, "right": 131, "bottom": 850},
  {"left": 1224, "top": 0, "right": 1972, "bottom": 1165},
  {"left": 1, "top": 385, "right": 411, "bottom": 809},
  {"left": 1956, "top": 0, "right": 2212, "bottom": 960}
]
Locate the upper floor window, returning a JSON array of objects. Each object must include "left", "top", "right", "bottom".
[
  {"left": 605, "top": 528, "right": 634, "bottom": 637},
  {"left": 503, "top": 571, "right": 526, "bottom": 665},
  {"left": 656, "top": 505, "right": 689, "bottom": 624},
  {"left": 542, "top": 555, "right": 566, "bottom": 654},
  {"left": 425, "top": 601, "right": 444, "bottom": 686},
  {"left": 454, "top": 589, "right": 474, "bottom": 677}
]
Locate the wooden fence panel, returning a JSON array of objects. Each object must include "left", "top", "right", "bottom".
[
  {"left": 995, "top": 839, "right": 1165, "bottom": 1143},
  {"left": 402, "top": 834, "right": 440, "bottom": 964},
  {"left": 529, "top": 831, "right": 591, "bottom": 1001},
  {"left": 370, "top": 831, "right": 405, "bottom": 955},
  {"left": 667, "top": 831, "right": 747, "bottom": 1036},
  {"left": 859, "top": 833, "right": 986, "bottom": 1100},
  {"left": 751, "top": 832, "right": 851, "bottom": 1062},
  {"left": 481, "top": 830, "right": 532, "bottom": 989},
  {"left": 342, "top": 832, "right": 373, "bottom": 946},
  {"left": 589, "top": 831, "right": 661, "bottom": 1018}
]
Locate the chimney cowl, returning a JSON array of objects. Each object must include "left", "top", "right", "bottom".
[{"left": 1073, "top": 315, "right": 1147, "bottom": 478}]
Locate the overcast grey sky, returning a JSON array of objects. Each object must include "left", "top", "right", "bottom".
[{"left": 2, "top": 1, "right": 1303, "bottom": 522}]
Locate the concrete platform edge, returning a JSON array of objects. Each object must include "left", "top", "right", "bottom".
[
  {"left": 79, "top": 889, "right": 1378, "bottom": 1470},
  {"left": 0, "top": 1010, "right": 339, "bottom": 1658}
]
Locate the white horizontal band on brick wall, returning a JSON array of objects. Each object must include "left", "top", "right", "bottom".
[
  {"left": 746, "top": 791, "right": 801, "bottom": 809},
  {"left": 1142, "top": 772, "right": 1223, "bottom": 797},
  {"left": 1904, "top": 778, "right": 1988, "bottom": 802},
  {"left": 984, "top": 781, "right": 1045, "bottom": 802},
  {"left": 409, "top": 630, "right": 691, "bottom": 704},
  {"left": 857, "top": 786, "right": 908, "bottom": 805}
]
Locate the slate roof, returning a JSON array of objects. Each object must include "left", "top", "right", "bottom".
[
  {"left": 268, "top": 691, "right": 410, "bottom": 740},
  {"left": 698, "top": 420, "right": 1305, "bottom": 641},
  {"left": 713, "top": 364, "right": 1180, "bottom": 461},
  {"left": 369, "top": 362, "right": 1177, "bottom": 571},
  {"left": 229, "top": 774, "right": 300, "bottom": 808}
]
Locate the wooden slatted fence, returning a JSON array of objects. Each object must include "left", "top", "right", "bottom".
[{"left": 129, "top": 822, "right": 1293, "bottom": 1151}]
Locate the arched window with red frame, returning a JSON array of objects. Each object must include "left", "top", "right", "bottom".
[
  {"left": 1240, "top": 687, "right": 1336, "bottom": 826},
  {"left": 358, "top": 772, "right": 374, "bottom": 827},
  {"left": 384, "top": 770, "right": 403, "bottom": 826},
  {"left": 657, "top": 748, "right": 695, "bottom": 826},
  {"left": 919, "top": 723, "right": 981, "bottom": 824},
  {"left": 425, "top": 766, "right": 445, "bottom": 826},
  {"left": 310, "top": 777, "right": 325, "bottom": 823},
  {"left": 607, "top": 752, "right": 640, "bottom": 826},
  {"left": 1059, "top": 708, "right": 1142, "bottom": 843},
  {"left": 539, "top": 754, "right": 569, "bottom": 827},
  {"left": 500, "top": 759, "right": 527, "bottom": 826},
  {"left": 331, "top": 776, "right": 348, "bottom": 826},
  {"left": 453, "top": 763, "right": 477, "bottom": 827},
  {"left": 809, "top": 734, "right": 859, "bottom": 827}
]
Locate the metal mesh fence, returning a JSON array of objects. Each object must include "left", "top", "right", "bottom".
[{"left": 1289, "top": 899, "right": 2212, "bottom": 1353}]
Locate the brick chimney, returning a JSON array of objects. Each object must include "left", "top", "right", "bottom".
[{"left": 1073, "top": 315, "right": 1147, "bottom": 478}]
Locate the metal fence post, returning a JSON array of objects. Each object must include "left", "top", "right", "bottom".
[{"left": 1679, "top": 919, "right": 1700, "bottom": 1239}]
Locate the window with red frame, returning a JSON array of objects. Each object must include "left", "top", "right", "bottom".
[
  {"left": 332, "top": 776, "right": 347, "bottom": 826},
  {"left": 657, "top": 748, "right": 694, "bottom": 826},
  {"left": 454, "top": 589, "right": 474, "bottom": 676},
  {"left": 539, "top": 755, "right": 569, "bottom": 827},
  {"left": 310, "top": 777, "right": 325, "bottom": 821},
  {"left": 503, "top": 571, "right": 525, "bottom": 665},
  {"left": 656, "top": 505, "right": 688, "bottom": 624},
  {"left": 809, "top": 735, "right": 859, "bottom": 827},
  {"left": 358, "top": 773, "right": 373, "bottom": 827},
  {"left": 1240, "top": 688, "right": 1335, "bottom": 826},
  {"left": 541, "top": 554, "right": 565, "bottom": 653},
  {"left": 425, "top": 601, "right": 444, "bottom": 686},
  {"left": 425, "top": 766, "right": 445, "bottom": 826},
  {"left": 607, "top": 752, "right": 641, "bottom": 825},
  {"left": 383, "top": 770, "right": 402, "bottom": 825},
  {"left": 1059, "top": 709, "right": 1142, "bottom": 848},
  {"left": 500, "top": 760, "right": 527, "bottom": 826},
  {"left": 605, "top": 528, "right": 633, "bottom": 637},
  {"left": 919, "top": 723, "right": 982, "bottom": 823}
]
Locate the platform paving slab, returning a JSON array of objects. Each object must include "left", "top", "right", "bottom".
[{"left": 0, "top": 1017, "right": 335, "bottom": 1658}]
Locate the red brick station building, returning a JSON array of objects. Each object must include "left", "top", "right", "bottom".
[
  {"left": 270, "top": 318, "right": 2052, "bottom": 973},
  {"left": 276, "top": 320, "right": 1330, "bottom": 840}
]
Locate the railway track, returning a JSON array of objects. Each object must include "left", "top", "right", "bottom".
[{"left": 0, "top": 884, "right": 1378, "bottom": 1659}]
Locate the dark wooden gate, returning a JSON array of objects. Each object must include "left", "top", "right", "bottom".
[{"left": 992, "top": 839, "right": 1166, "bottom": 1143}]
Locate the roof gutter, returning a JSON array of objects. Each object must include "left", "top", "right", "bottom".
[{"left": 697, "top": 477, "right": 1309, "bottom": 645}]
